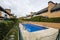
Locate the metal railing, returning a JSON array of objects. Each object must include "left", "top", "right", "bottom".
[{"left": 56, "top": 29, "right": 60, "bottom": 40}]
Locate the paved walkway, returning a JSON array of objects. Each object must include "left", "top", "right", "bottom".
[{"left": 23, "top": 21, "right": 60, "bottom": 29}]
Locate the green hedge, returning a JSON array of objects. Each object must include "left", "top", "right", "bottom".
[
  {"left": 22, "top": 16, "right": 60, "bottom": 23},
  {"left": 0, "top": 18, "right": 19, "bottom": 40}
]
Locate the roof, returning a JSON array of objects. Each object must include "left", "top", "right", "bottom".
[
  {"left": 0, "top": 6, "right": 13, "bottom": 16},
  {"left": 51, "top": 4, "right": 60, "bottom": 12},
  {"left": 0, "top": 16, "right": 4, "bottom": 19},
  {"left": 48, "top": 1, "right": 55, "bottom": 4},
  {"left": 36, "top": 7, "right": 48, "bottom": 15},
  {"left": 0, "top": 16, "right": 4, "bottom": 18},
  {"left": 36, "top": 3, "right": 60, "bottom": 15}
]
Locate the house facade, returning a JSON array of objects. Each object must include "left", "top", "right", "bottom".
[
  {"left": 0, "top": 8, "right": 13, "bottom": 19},
  {"left": 35, "top": 1, "right": 60, "bottom": 18},
  {"left": 5, "top": 9, "right": 14, "bottom": 18}
]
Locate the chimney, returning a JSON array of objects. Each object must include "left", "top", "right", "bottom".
[
  {"left": 48, "top": 1, "right": 55, "bottom": 13},
  {"left": 0, "top": 11, "right": 2, "bottom": 17}
]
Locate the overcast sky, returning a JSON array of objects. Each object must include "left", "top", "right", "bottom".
[{"left": 0, "top": 0, "right": 60, "bottom": 17}]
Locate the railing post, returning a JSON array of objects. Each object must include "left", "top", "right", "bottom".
[
  {"left": 18, "top": 24, "right": 23, "bottom": 40},
  {"left": 56, "top": 29, "right": 60, "bottom": 40}
]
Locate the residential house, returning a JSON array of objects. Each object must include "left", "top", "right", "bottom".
[
  {"left": 26, "top": 12, "right": 35, "bottom": 19},
  {"left": 5, "top": 9, "right": 14, "bottom": 18},
  {"left": 35, "top": 1, "right": 60, "bottom": 18},
  {"left": 0, "top": 6, "right": 14, "bottom": 19}
]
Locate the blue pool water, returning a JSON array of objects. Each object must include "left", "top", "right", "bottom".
[{"left": 22, "top": 24, "right": 48, "bottom": 32}]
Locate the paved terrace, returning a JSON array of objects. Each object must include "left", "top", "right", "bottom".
[{"left": 23, "top": 21, "right": 60, "bottom": 29}]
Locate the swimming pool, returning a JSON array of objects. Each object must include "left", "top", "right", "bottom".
[{"left": 22, "top": 24, "right": 48, "bottom": 32}]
